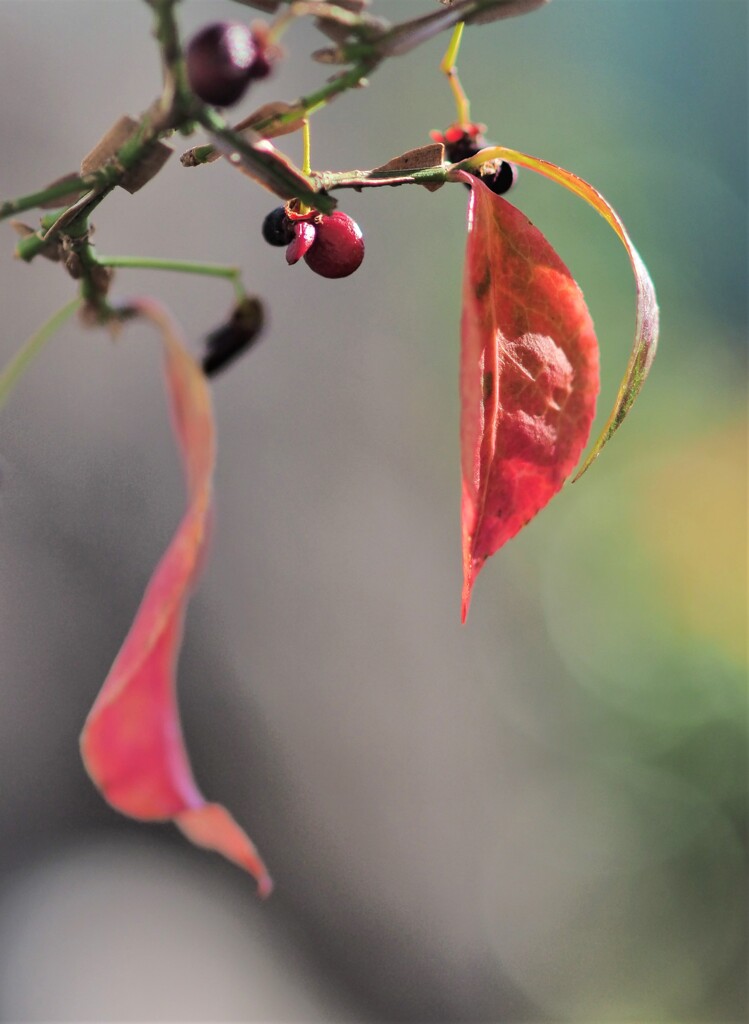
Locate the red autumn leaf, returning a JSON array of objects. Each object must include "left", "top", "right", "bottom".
[
  {"left": 79, "top": 297, "right": 272, "bottom": 897},
  {"left": 458, "top": 173, "right": 600, "bottom": 620},
  {"left": 453, "top": 148, "right": 659, "bottom": 480}
]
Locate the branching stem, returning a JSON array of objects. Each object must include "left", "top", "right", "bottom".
[
  {"left": 183, "top": 60, "right": 375, "bottom": 168},
  {"left": 1, "top": 0, "right": 546, "bottom": 268}
]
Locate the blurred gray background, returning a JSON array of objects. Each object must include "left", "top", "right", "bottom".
[{"left": 0, "top": 1, "right": 746, "bottom": 1021}]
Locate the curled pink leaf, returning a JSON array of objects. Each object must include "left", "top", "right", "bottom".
[{"left": 80, "top": 297, "right": 272, "bottom": 897}]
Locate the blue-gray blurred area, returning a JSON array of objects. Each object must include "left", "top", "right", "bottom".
[{"left": 0, "top": 1, "right": 745, "bottom": 1020}]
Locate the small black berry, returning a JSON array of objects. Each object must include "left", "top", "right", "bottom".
[
  {"left": 186, "top": 22, "right": 257, "bottom": 107},
  {"left": 262, "top": 207, "right": 295, "bottom": 247},
  {"left": 479, "top": 160, "right": 518, "bottom": 196}
]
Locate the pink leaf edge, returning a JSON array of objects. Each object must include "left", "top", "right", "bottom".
[{"left": 79, "top": 297, "right": 272, "bottom": 898}]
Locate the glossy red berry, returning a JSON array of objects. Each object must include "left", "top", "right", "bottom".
[
  {"left": 186, "top": 22, "right": 258, "bottom": 107},
  {"left": 303, "top": 211, "right": 364, "bottom": 279}
]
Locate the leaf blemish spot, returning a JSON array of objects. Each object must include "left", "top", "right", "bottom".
[{"left": 475, "top": 267, "right": 491, "bottom": 300}]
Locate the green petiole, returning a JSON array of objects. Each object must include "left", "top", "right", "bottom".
[
  {"left": 96, "top": 255, "right": 247, "bottom": 302},
  {"left": 0, "top": 298, "right": 82, "bottom": 413}
]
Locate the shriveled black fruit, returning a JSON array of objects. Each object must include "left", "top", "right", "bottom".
[
  {"left": 186, "top": 22, "right": 257, "bottom": 107},
  {"left": 202, "top": 296, "right": 265, "bottom": 377},
  {"left": 262, "top": 207, "right": 295, "bottom": 247}
]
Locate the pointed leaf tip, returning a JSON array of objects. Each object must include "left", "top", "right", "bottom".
[
  {"left": 177, "top": 804, "right": 274, "bottom": 898},
  {"left": 80, "top": 297, "right": 271, "bottom": 893}
]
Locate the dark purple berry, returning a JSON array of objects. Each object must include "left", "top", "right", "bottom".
[
  {"left": 262, "top": 207, "right": 295, "bottom": 247},
  {"left": 186, "top": 22, "right": 257, "bottom": 107},
  {"left": 303, "top": 211, "right": 364, "bottom": 279},
  {"left": 246, "top": 51, "right": 273, "bottom": 81},
  {"left": 202, "top": 297, "right": 264, "bottom": 377},
  {"left": 479, "top": 159, "right": 518, "bottom": 196}
]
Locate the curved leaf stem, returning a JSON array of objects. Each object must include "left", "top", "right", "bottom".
[
  {"left": 96, "top": 256, "right": 246, "bottom": 302},
  {"left": 0, "top": 298, "right": 81, "bottom": 412}
]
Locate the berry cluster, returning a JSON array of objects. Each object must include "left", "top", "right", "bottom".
[
  {"left": 262, "top": 206, "right": 365, "bottom": 279},
  {"left": 432, "top": 123, "right": 517, "bottom": 196},
  {"left": 186, "top": 22, "right": 273, "bottom": 107}
]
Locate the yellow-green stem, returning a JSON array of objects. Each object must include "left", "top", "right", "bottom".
[
  {"left": 266, "top": 3, "right": 297, "bottom": 45},
  {"left": 441, "top": 22, "right": 471, "bottom": 127},
  {"left": 298, "top": 119, "right": 312, "bottom": 216}
]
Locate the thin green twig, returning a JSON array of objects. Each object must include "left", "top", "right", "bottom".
[
  {"left": 97, "top": 255, "right": 246, "bottom": 302},
  {"left": 0, "top": 179, "right": 87, "bottom": 222}
]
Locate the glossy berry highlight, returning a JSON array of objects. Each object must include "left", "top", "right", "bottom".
[
  {"left": 186, "top": 22, "right": 259, "bottom": 107},
  {"left": 303, "top": 211, "right": 365, "bottom": 279}
]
